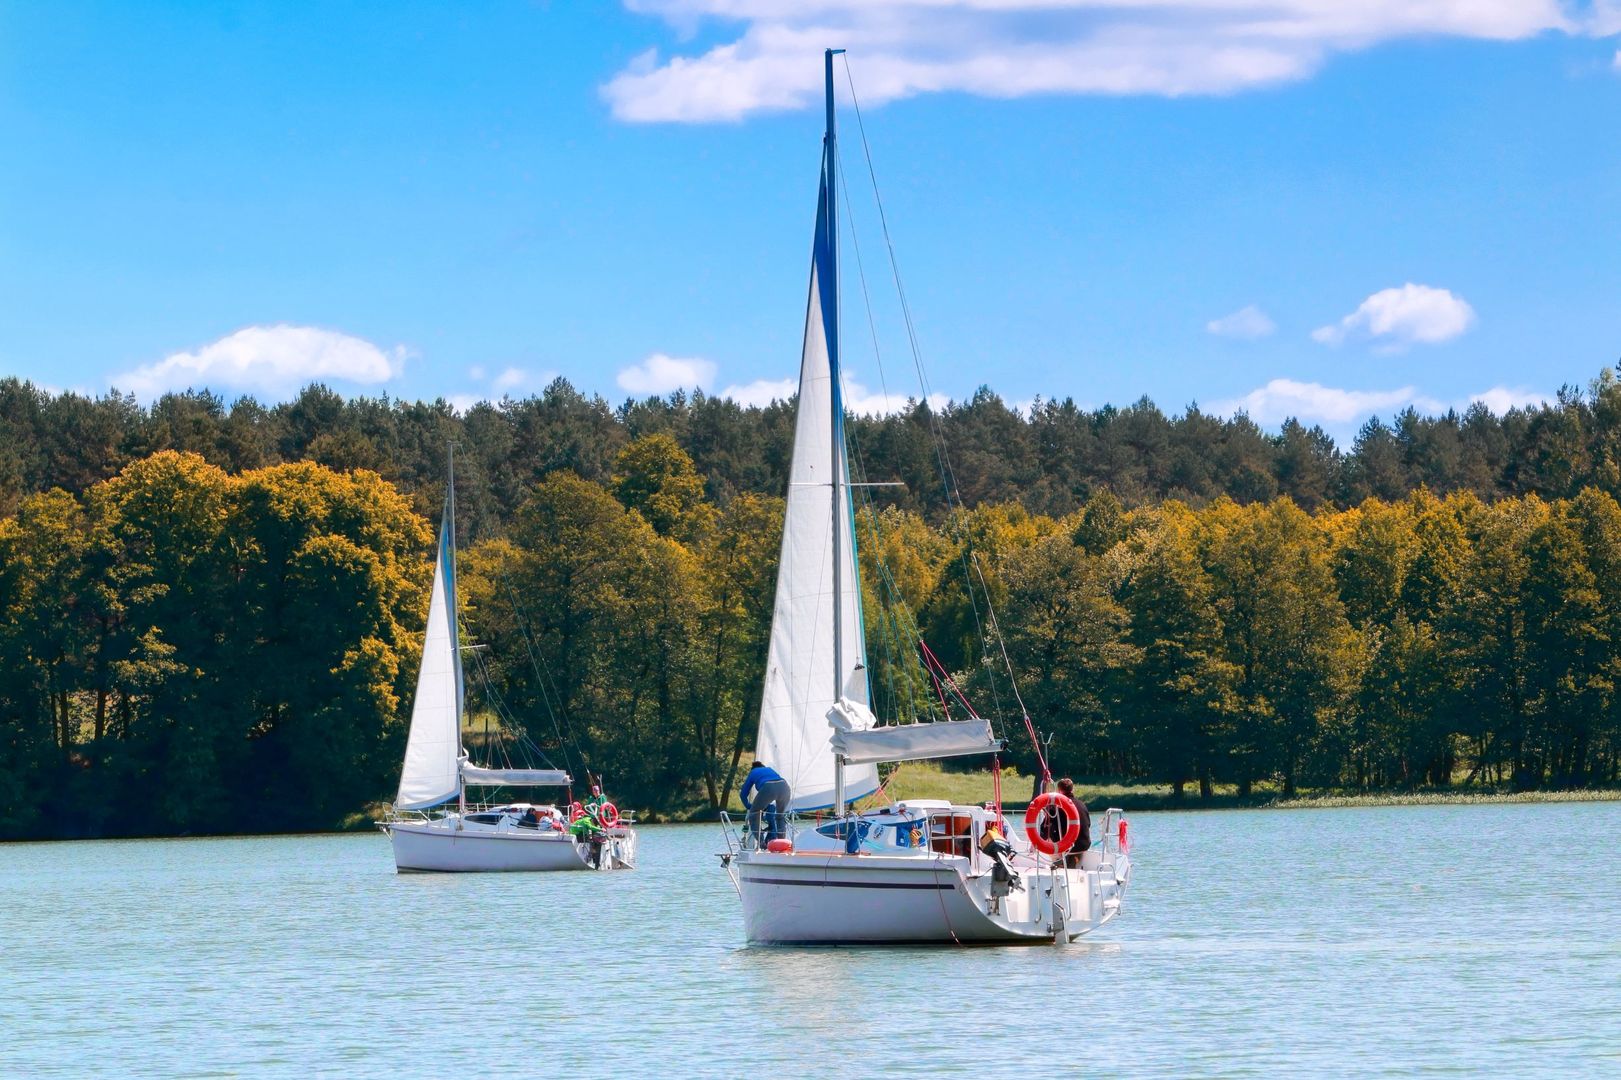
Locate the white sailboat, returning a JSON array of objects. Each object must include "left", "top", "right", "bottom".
[
  {"left": 719, "top": 51, "right": 1130, "bottom": 943},
  {"left": 379, "top": 463, "right": 636, "bottom": 873}
]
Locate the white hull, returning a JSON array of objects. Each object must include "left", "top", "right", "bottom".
[
  {"left": 734, "top": 850, "right": 1127, "bottom": 944},
  {"left": 385, "top": 819, "right": 636, "bottom": 873}
]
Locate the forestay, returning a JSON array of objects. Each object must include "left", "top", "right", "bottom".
[{"left": 395, "top": 507, "right": 465, "bottom": 810}]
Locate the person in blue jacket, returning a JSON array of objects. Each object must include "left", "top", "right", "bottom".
[{"left": 741, "top": 761, "right": 792, "bottom": 847}]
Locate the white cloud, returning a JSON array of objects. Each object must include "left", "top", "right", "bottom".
[
  {"left": 1470, "top": 385, "right": 1552, "bottom": 414},
  {"left": 1211, "top": 377, "right": 1552, "bottom": 443},
  {"left": 1212, "top": 378, "right": 1440, "bottom": 426},
  {"left": 447, "top": 393, "right": 486, "bottom": 414},
  {"left": 1613, "top": 47, "right": 1621, "bottom": 69},
  {"left": 492, "top": 366, "right": 529, "bottom": 392},
  {"left": 1312, "top": 283, "right": 1476, "bottom": 350},
  {"left": 115, "top": 325, "right": 405, "bottom": 398},
  {"left": 606, "top": 1, "right": 1604, "bottom": 122},
  {"left": 720, "top": 373, "right": 945, "bottom": 414},
  {"left": 617, "top": 352, "right": 718, "bottom": 394},
  {"left": 720, "top": 377, "right": 798, "bottom": 407},
  {"left": 1206, "top": 304, "right": 1276, "bottom": 340},
  {"left": 844, "top": 381, "right": 949, "bottom": 416},
  {"left": 468, "top": 364, "right": 487, "bottom": 381}
]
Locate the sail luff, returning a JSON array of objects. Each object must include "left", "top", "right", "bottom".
[
  {"left": 394, "top": 501, "right": 465, "bottom": 810},
  {"left": 752, "top": 159, "right": 879, "bottom": 813}
]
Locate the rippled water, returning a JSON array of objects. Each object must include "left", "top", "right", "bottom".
[{"left": 4, "top": 802, "right": 1618, "bottom": 1077}]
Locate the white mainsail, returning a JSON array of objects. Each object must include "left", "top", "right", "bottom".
[
  {"left": 395, "top": 504, "right": 465, "bottom": 810},
  {"left": 755, "top": 174, "right": 880, "bottom": 812}
]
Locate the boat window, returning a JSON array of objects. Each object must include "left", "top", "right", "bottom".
[{"left": 466, "top": 813, "right": 503, "bottom": 825}]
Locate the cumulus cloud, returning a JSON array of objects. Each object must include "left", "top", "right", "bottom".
[
  {"left": 720, "top": 377, "right": 798, "bottom": 407},
  {"left": 1211, "top": 377, "right": 1552, "bottom": 441},
  {"left": 720, "top": 373, "right": 945, "bottom": 414},
  {"left": 115, "top": 325, "right": 405, "bottom": 398},
  {"left": 1206, "top": 304, "right": 1276, "bottom": 340},
  {"left": 605, "top": 1, "right": 1608, "bottom": 122},
  {"left": 617, "top": 352, "right": 719, "bottom": 394},
  {"left": 1312, "top": 283, "right": 1476, "bottom": 350},
  {"left": 492, "top": 366, "right": 530, "bottom": 392},
  {"left": 1470, "top": 385, "right": 1552, "bottom": 414},
  {"left": 1212, "top": 378, "right": 1440, "bottom": 426}
]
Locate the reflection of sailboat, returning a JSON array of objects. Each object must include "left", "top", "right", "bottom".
[
  {"left": 379, "top": 460, "right": 635, "bottom": 873},
  {"left": 718, "top": 51, "right": 1129, "bottom": 943}
]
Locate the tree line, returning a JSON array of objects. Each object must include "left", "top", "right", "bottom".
[
  {"left": 5, "top": 419, "right": 1621, "bottom": 839},
  {"left": 11, "top": 368, "right": 1621, "bottom": 533}
]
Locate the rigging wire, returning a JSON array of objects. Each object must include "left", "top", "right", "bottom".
[
  {"left": 834, "top": 131, "right": 942, "bottom": 727},
  {"left": 839, "top": 56, "right": 1030, "bottom": 748},
  {"left": 496, "top": 566, "right": 588, "bottom": 786}
]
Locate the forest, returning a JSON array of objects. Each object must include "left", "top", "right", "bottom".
[{"left": 3, "top": 369, "right": 1621, "bottom": 838}]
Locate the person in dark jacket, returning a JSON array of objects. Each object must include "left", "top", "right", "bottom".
[
  {"left": 741, "top": 761, "right": 792, "bottom": 847},
  {"left": 1044, "top": 776, "right": 1092, "bottom": 869}
]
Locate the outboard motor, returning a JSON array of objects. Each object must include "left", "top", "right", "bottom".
[{"left": 978, "top": 823, "right": 1023, "bottom": 899}]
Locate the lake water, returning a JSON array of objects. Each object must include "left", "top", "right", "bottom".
[{"left": 4, "top": 802, "right": 1618, "bottom": 1077}]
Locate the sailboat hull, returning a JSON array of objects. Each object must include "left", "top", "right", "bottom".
[
  {"left": 734, "top": 851, "right": 1127, "bottom": 945},
  {"left": 386, "top": 820, "right": 636, "bottom": 873}
]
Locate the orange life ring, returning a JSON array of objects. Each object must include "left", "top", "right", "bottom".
[
  {"left": 1024, "top": 792, "right": 1082, "bottom": 855},
  {"left": 596, "top": 801, "right": 620, "bottom": 828}
]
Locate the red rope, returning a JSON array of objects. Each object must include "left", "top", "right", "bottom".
[{"left": 917, "top": 638, "right": 979, "bottom": 717}]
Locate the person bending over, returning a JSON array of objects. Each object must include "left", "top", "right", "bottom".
[{"left": 741, "top": 761, "right": 792, "bottom": 848}]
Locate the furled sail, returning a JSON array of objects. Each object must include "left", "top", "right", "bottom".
[
  {"left": 831, "top": 717, "right": 1003, "bottom": 767},
  {"left": 459, "top": 766, "right": 572, "bottom": 787},
  {"left": 754, "top": 170, "right": 880, "bottom": 812},
  {"left": 395, "top": 504, "right": 465, "bottom": 810}
]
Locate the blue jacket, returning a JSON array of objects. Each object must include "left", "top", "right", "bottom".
[{"left": 741, "top": 764, "right": 784, "bottom": 806}]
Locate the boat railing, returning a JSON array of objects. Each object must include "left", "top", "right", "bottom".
[{"left": 720, "top": 808, "right": 809, "bottom": 855}]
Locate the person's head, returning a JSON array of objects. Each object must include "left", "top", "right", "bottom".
[
  {"left": 1057, "top": 777, "right": 1075, "bottom": 796},
  {"left": 750, "top": 761, "right": 764, "bottom": 771}
]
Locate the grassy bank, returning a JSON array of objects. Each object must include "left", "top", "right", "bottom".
[
  {"left": 700, "top": 765, "right": 1621, "bottom": 816},
  {"left": 353, "top": 768, "right": 1621, "bottom": 828}
]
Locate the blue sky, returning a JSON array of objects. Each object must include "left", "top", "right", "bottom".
[{"left": 2, "top": 1, "right": 1619, "bottom": 443}]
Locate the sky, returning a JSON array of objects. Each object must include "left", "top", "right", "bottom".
[{"left": 2, "top": 1, "right": 1619, "bottom": 444}]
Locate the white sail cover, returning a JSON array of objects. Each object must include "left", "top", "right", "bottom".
[
  {"left": 755, "top": 175, "right": 880, "bottom": 811},
  {"left": 832, "top": 717, "right": 1002, "bottom": 767},
  {"left": 459, "top": 766, "right": 572, "bottom": 787},
  {"left": 395, "top": 508, "right": 465, "bottom": 810}
]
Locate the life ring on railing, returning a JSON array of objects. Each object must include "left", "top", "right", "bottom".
[
  {"left": 1024, "top": 793, "right": 1082, "bottom": 855},
  {"left": 596, "top": 801, "right": 620, "bottom": 828}
]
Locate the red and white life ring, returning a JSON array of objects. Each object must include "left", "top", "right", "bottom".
[
  {"left": 596, "top": 801, "right": 620, "bottom": 828},
  {"left": 1024, "top": 792, "right": 1082, "bottom": 855}
]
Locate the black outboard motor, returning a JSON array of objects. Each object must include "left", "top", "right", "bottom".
[{"left": 978, "top": 824, "right": 1023, "bottom": 896}]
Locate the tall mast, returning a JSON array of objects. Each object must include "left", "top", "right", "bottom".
[
  {"left": 448, "top": 442, "right": 468, "bottom": 819},
  {"left": 825, "top": 47, "right": 847, "bottom": 816}
]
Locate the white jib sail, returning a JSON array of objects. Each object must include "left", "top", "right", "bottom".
[
  {"left": 395, "top": 510, "right": 464, "bottom": 810},
  {"left": 755, "top": 185, "right": 880, "bottom": 812}
]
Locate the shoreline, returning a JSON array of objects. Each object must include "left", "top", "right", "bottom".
[{"left": 4, "top": 787, "right": 1619, "bottom": 845}]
